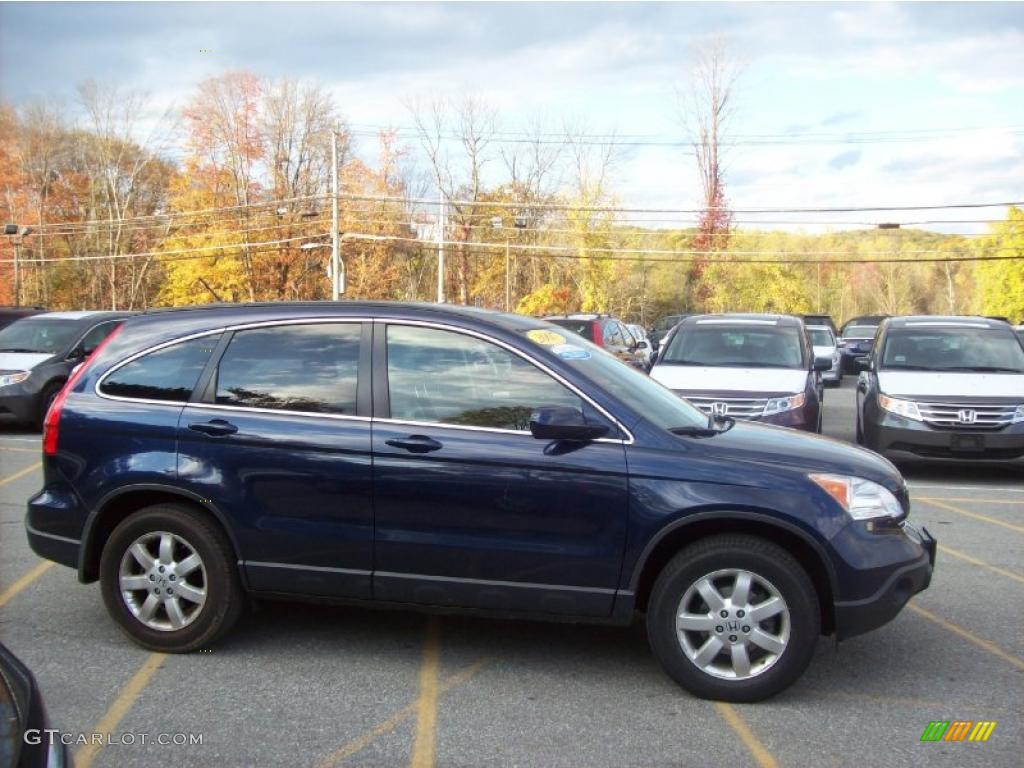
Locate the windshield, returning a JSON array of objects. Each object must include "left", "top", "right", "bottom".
[
  {"left": 842, "top": 325, "right": 877, "bottom": 339},
  {"left": 655, "top": 315, "right": 686, "bottom": 331},
  {"left": 660, "top": 325, "right": 806, "bottom": 369},
  {"left": 546, "top": 318, "right": 596, "bottom": 343},
  {"left": 809, "top": 328, "right": 835, "bottom": 346},
  {"left": 880, "top": 327, "right": 1024, "bottom": 373},
  {"left": 0, "top": 318, "right": 81, "bottom": 355},
  {"left": 525, "top": 329, "right": 706, "bottom": 430}
]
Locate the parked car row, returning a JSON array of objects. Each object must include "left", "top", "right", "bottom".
[
  {"left": 24, "top": 301, "right": 936, "bottom": 703},
  {"left": 0, "top": 310, "right": 133, "bottom": 427}
]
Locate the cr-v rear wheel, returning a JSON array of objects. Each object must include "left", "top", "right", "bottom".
[
  {"left": 100, "top": 503, "right": 243, "bottom": 652},
  {"left": 646, "top": 534, "right": 819, "bottom": 702}
]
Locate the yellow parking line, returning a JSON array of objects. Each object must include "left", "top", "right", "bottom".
[
  {"left": 317, "top": 657, "right": 487, "bottom": 768},
  {"left": 714, "top": 702, "right": 779, "bottom": 768},
  {"left": 0, "top": 461, "right": 41, "bottom": 487},
  {"left": 76, "top": 653, "right": 167, "bottom": 768},
  {"left": 908, "top": 603, "right": 1024, "bottom": 672},
  {"left": 0, "top": 561, "right": 54, "bottom": 608},
  {"left": 921, "top": 497, "right": 1024, "bottom": 505},
  {"left": 916, "top": 498, "right": 1024, "bottom": 534},
  {"left": 410, "top": 617, "right": 441, "bottom": 768},
  {"left": 938, "top": 543, "right": 1024, "bottom": 585},
  {"left": 0, "top": 445, "right": 40, "bottom": 453}
]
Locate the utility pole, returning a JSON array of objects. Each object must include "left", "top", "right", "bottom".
[
  {"left": 330, "top": 129, "right": 341, "bottom": 300},
  {"left": 505, "top": 238, "right": 511, "bottom": 311},
  {"left": 436, "top": 194, "right": 446, "bottom": 303}
]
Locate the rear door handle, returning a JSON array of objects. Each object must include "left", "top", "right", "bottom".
[
  {"left": 188, "top": 419, "right": 238, "bottom": 437},
  {"left": 385, "top": 435, "right": 443, "bottom": 454}
]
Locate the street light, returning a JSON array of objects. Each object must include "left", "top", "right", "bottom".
[{"left": 3, "top": 224, "right": 31, "bottom": 307}]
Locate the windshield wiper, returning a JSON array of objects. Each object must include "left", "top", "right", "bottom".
[
  {"left": 880, "top": 364, "right": 935, "bottom": 371},
  {"left": 0, "top": 347, "right": 43, "bottom": 353},
  {"left": 670, "top": 415, "right": 736, "bottom": 438}
]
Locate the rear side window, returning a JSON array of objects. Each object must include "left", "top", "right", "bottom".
[
  {"left": 386, "top": 324, "right": 583, "bottom": 430},
  {"left": 547, "top": 319, "right": 596, "bottom": 342},
  {"left": 214, "top": 324, "right": 360, "bottom": 414},
  {"left": 77, "top": 320, "right": 122, "bottom": 356},
  {"left": 100, "top": 335, "right": 221, "bottom": 402}
]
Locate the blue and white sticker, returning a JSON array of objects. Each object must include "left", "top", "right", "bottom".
[{"left": 552, "top": 343, "right": 591, "bottom": 360}]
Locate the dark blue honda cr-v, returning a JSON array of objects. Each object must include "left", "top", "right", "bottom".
[{"left": 25, "top": 302, "right": 936, "bottom": 701}]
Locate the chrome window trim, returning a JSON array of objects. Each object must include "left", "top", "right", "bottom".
[
  {"left": 376, "top": 318, "right": 634, "bottom": 444},
  {"left": 94, "top": 317, "right": 370, "bottom": 408},
  {"left": 93, "top": 314, "right": 633, "bottom": 444}
]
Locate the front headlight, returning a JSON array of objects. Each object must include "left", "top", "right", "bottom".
[
  {"left": 809, "top": 473, "right": 905, "bottom": 521},
  {"left": 878, "top": 393, "right": 922, "bottom": 421},
  {"left": 763, "top": 392, "right": 806, "bottom": 416},
  {"left": 1013, "top": 405, "right": 1024, "bottom": 424},
  {"left": 0, "top": 371, "right": 30, "bottom": 388}
]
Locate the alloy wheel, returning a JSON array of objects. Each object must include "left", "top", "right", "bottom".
[
  {"left": 118, "top": 531, "right": 207, "bottom": 631},
  {"left": 675, "top": 568, "right": 790, "bottom": 680}
]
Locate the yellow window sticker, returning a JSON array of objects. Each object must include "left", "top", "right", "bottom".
[{"left": 527, "top": 329, "right": 566, "bottom": 346}]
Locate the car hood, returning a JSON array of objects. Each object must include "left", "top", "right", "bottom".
[
  {"left": 651, "top": 365, "right": 807, "bottom": 394},
  {"left": 878, "top": 371, "right": 1024, "bottom": 398},
  {"left": 702, "top": 420, "right": 904, "bottom": 495},
  {"left": 0, "top": 352, "right": 52, "bottom": 372}
]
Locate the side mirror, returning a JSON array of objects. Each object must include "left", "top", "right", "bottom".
[
  {"left": 529, "top": 406, "right": 609, "bottom": 442},
  {"left": 637, "top": 340, "right": 650, "bottom": 350},
  {"left": 66, "top": 347, "right": 86, "bottom": 363},
  {"left": 813, "top": 355, "right": 832, "bottom": 372}
]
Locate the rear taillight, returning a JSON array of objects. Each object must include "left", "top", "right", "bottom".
[
  {"left": 591, "top": 322, "right": 604, "bottom": 348},
  {"left": 43, "top": 324, "right": 124, "bottom": 456}
]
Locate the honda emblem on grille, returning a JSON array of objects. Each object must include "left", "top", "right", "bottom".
[
  {"left": 710, "top": 402, "right": 729, "bottom": 416},
  {"left": 957, "top": 409, "right": 977, "bottom": 424}
]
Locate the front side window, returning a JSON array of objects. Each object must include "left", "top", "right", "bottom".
[
  {"left": 100, "top": 335, "right": 221, "bottom": 402},
  {"left": 77, "top": 321, "right": 122, "bottom": 356},
  {"left": 661, "top": 325, "right": 805, "bottom": 369},
  {"left": 386, "top": 325, "right": 583, "bottom": 430},
  {"left": 880, "top": 328, "right": 1024, "bottom": 373},
  {"left": 215, "top": 324, "right": 360, "bottom": 414}
]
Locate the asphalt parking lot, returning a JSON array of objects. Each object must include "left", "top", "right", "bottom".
[{"left": 1, "top": 377, "right": 1021, "bottom": 768}]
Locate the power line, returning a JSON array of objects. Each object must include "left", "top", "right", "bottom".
[{"left": 6, "top": 231, "right": 1018, "bottom": 267}]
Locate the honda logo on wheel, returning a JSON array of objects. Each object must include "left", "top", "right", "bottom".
[
  {"left": 957, "top": 409, "right": 977, "bottom": 424},
  {"left": 710, "top": 402, "right": 729, "bottom": 417}
]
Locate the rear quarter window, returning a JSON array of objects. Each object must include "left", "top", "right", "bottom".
[{"left": 99, "top": 334, "right": 222, "bottom": 402}]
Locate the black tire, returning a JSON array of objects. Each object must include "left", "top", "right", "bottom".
[
  {"left": 100, "top": 503, "right": 243, "bottom": 652},
  {"left": 35, "top": 381, "right": 63, "bottom": 430},
  {"left": 855, "top": 410, "right": 865, "bottom": 445},
  {"left": 646, "top": 534, "right": 820, "bottom": 702}
]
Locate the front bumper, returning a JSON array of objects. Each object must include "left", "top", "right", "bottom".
[
  {"left": 834, "top": 523, "right": 936, "bottom": 639},
  {"left": 0, "top": 385, "right": 40, "bottom": 423},
  {"left": 868, "top": 414, "right": 1024, "bottom": 460}
]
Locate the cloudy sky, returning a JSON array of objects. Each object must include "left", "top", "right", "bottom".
[{"left": 1, "top": 1, "right": 1022, "bottom": 232}]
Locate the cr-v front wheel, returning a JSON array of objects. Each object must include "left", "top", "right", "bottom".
[
  {"left": 646, "top": 534, "right": 819, "bottom": 702},
  {"left": 100, "top": 503, "right": 243, "bottom": 652}
]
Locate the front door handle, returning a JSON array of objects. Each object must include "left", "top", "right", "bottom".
[
  {"left": 188, "top": 419, "right": 238, "bottom": 437},
  {"left": 385, "top": 435, "right": 443, "bottom": 454}
]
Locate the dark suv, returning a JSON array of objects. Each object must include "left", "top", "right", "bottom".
[
  {"left": 544, "top": 313, "right": 644, "bottom": 368},
  {"left": 26, "top": 302, "right": 935, "bottom": 701}
]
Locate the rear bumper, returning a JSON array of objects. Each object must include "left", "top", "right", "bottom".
[
  {"left": 25, "top": 485, "right": 86, "bottom": 572},
  {"left": 834, "top": 523, "right": 935, "bottom": 639}
]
